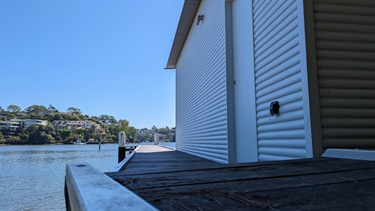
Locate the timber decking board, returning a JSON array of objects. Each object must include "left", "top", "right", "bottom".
[
  {"left": 109, "top": 158, "right": 375, "bottom": 187},
  {"left": 134, "top": 179, "right": 375, "bottom": 210},
  {"left": 106, "top": 145, "right": 375, "bottom": 210},
  {"left": 107, "top": 145, "right": 224, "bottom": 175}
]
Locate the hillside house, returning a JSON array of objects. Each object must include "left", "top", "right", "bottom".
[
  {"left": 0, "top": 121, "right": 21, "bottom": 135},
  {"left": 19, "top": 119, "right": 48, "bottom": 128},
  {"left": 52, "top": 120, "right": 100, "bottom": 130},
  {"left": 0, "top": 119, "right": 48, "bottom": 135},
  {"left": 166, "top": 0, "right": 375, "bottom": 164}
]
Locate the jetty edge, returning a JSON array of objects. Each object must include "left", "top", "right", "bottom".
[{"left": 64, "top": 161, "right": 157, "bottom": 211}]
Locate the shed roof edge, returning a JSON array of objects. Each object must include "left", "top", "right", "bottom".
[{"left": 165, "top": 0, "right": 201, "bottom": 69}]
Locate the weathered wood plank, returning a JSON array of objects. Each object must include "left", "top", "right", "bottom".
[
  {"left": 109, "top": 157, "right": 375, "bottom": 188},
  {"left": 128, "top": 166, "right": 375, "bottom": 210},
  {"left": 131, "top": 167, "right": 375, "bottom": 193},
  {"left": 135, "top": 179, "right": 375, "bottom": 210},
  {"left": 113, "top": 166, "right": 375, "bottom": 190},
  {"left": 107, "top": 146, "right": 224, "bottom": 176}
]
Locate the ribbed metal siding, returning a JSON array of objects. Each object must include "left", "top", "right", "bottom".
[
  {"left": 314, "top": 0, "right": 375, "bottom": 148},
  {"left": 253, "top": 0, "right": 307, "bottom": 161},
  {"left": 176, "top": 1, "right": 229, "bottom": 163}
]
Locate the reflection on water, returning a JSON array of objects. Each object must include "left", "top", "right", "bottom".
[{"left": 0, "top": 144, "right": 122, "bottom": 211}]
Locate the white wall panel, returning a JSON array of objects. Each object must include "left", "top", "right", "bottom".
[
  {"left": 314, "top": 0, "right": 375, "bottom": 148},
  {"left": 253, "top": 0, "right": 308, "bottom": 161},
  {"left": 176, "top": 0, "right": 230, "bottom": 164},
  {"left": 232, "top": 0, "right": 259, "bottom": 163}
]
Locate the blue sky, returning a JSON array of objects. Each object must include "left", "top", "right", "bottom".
[{"left": 0, "top": 0, "right": 183, "bottom": 129}]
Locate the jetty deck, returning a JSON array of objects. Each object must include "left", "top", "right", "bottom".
[{"left": 105, "top": 145, "right": 375, "bottom": 210}]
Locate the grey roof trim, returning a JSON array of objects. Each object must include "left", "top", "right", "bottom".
[{"left": 165, "top": 0, "right": 201, "bottom": 69}]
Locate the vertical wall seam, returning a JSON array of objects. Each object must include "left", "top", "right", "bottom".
[
  {"left": 302, "top": 0, "right": 323, "bottom": 157},
  {"left": 225, "top": 0, "right": 236, "bottom": 163},
  {"left": 251, "top": 0, "right": 260, "bottom": 161}
]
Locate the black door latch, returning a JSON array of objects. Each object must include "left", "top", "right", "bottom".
[{"left": 270, "top": 101, "right": 280, "bottom": 116}]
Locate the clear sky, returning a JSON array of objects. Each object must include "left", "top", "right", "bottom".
[{"left": 0, "top": 0, "right": 183, "bottom": 129}]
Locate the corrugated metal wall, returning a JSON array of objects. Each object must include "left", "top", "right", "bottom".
[
  {"left": 176, "top": 1, "right": 230, "bottom": 163},
  {"left": 313, "top": 0, "right": 375, "bottom": 148},
  {"left": 252, "top": 0, "right": 308, "bottom": 161}
]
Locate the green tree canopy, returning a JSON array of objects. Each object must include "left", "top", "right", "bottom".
[
  {"left": 7, "top": 104, "right": 21, "bottom": 113},
  {"left": 127, "top": 126, "right": 136, "bottom": 142},
  {"left": 117, "top": 119, "right": 136, "bottom": 142},
  {"left": 21, "top": 125, "right": 56, "bottom": 144},
  {"left": 89, "top": 116, "right": 101, "bottom": 125},
  {"left": 117, "top": 119, "right": 129, "bottom": 131},
  {"left": 57, "top": 129, "right": 72, "bottom": 141},
  {"left": 25, "top": 105, "right": 49, "bottom": 115},
  {"left": 7, "top": 136, "right": 21, "bottom": 143},
  {"left": 99, "top": 114, "right": 117, "bottom": 125},
  {"left": 67, "top": 107, "right": 82, "bottom": 115},
  {"left": 48, "top": 104, "right": 59, "bottom": 113}
]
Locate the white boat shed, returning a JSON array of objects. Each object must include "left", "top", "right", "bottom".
[{"left": 166, "top": 0, "right": 375, "bottom": 164}]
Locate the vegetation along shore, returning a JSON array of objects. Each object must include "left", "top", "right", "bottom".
[{"left": 0, "top": 104, "right": 175, "bottom": 145}]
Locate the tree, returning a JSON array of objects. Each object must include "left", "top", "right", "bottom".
[
  {"left": 48, "top": 104, "right": 59, "bottom": 113},
  {"left": 75, "top": 128, "right": 88, "bottom": 138},
  {"left": 116, "top": 119, "right": 136, "bottom": 142},
  {"left": 40, "top": 133, "right": 55, "bottom": 144},
  {"left": 117, "top": 119, "right": 129, "bottom": 131},
  {"left": 89, "top": 116, "right": 101, "bottom": 125},
  {"left": 57, "top": 129, "right": 72, "bottom": 142},
  {"left": 65, "top": 133, "right": 82, "bottom": 144},
  {"left": 67, "top": 107, "right": 82, "bottom": 115},
  {"left": 7, "top": 105, "right": 21, "bottom": 113},
  {"left": 127, "top": 126, "right": 136, "bottom": 142},
  {"left": 61, "top": 113, "right": 73, "bottom": 120},
  {"left": 25, "top": 105, "right": 49, "bottom": 115},
  {"left": 7, "top": 135, "right": 21, "bottom": 143},
  {"left": 84, "top": 125, "right": 98, "bottom": 140},
  {"left": 99, "top": 114, "right": 117, "bottom": 125},
  {"left": 21, "top": 125, "right": 56, "bottom": 144},
  {"left": 8, "top": 113, "right": 16, "bottom": 120},
  {"left": 47, "top": 113, "right": 62, "bottom": 122},
  {"left": 0, "top": 106, "right": 4, "bottom": 113}
]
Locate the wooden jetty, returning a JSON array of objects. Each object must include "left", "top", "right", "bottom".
[
  {"left": 66, "top": 145, "right": 375, "bottom": 210},
  {"left": 106, "top": 145, "right": 375, "bottom": 210}
]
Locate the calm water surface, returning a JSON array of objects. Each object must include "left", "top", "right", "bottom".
[{"left": 0, "top": 144, "right": 125, "bottom": 211}]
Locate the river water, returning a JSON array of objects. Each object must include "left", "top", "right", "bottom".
[{"left": 0, "top": 144, "right": 129, "bottom": 211}]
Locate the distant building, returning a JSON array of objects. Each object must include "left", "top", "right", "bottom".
[
  {"left": 52, "top": 120, "right": 101, "bottom": 130},
  {"left": 136, "top": 128, "right": 152, "bottom": 135},
  {"left": 17, "top": 119, "right": 48, "bottom": 128},
  {"left": 0, "top": 119, "right": 48, "bottom": 135},
  {"left": 0, "top": 121, "right": 21, "bottom": 135}
]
